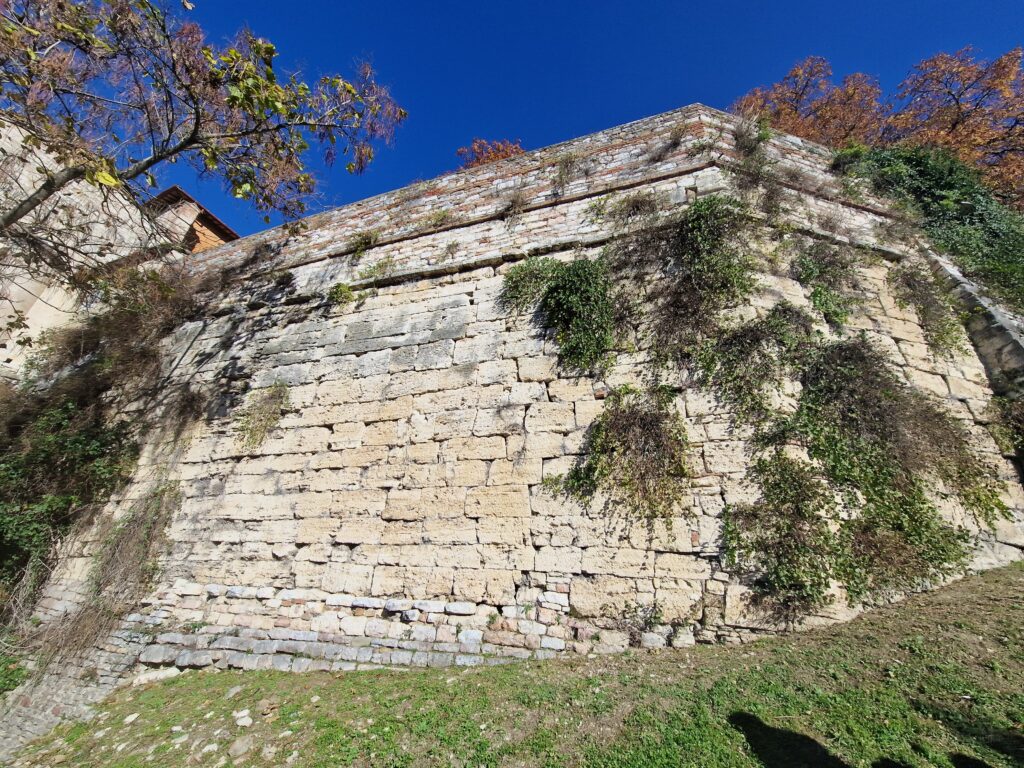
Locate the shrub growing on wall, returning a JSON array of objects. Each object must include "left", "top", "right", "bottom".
[
  {"left": 562, "top": 385, "right": 690, "bottom": 524},
  {"left": 501, "top": 256, "right": 615, "bottom": 373},
  {"left": 834, "top": 144, "right": 1024, "bottom": 313}
]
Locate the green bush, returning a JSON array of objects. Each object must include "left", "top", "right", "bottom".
[
  {"left": 608, "top": 194, "right": 756, "bottom": 362},
  {"left": 501, "top": 257, "right": 615, "bottom": 373},
  {"left": 563, "top": 385, "right": 690, "bottom": 523},
  {"left": 0, "top": 652, "right": 25, "bottom": 693},
  {"left": 0, "top": 397, "right": 136, "bottom": 586},
  {"left": 834, "top": 145, "right": 1024, "bottom": 312}
]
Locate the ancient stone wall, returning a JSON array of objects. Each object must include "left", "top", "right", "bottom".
[{"left": 3, "top": 104, "right": 1023, "bottom": 757}]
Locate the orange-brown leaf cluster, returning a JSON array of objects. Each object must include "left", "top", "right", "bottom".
[
  {"left": 455, "top": 138, "right": 525, "bottom": 169},
  {"left": 735, "top": 48, "right": 1024, "bottom": 207}
]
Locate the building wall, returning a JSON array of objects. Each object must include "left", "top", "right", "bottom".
[{"left": 3, "top": 104, "right": 1023, "bottom": 756}]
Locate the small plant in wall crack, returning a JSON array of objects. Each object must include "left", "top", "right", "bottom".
[
  {"left": 349, "top": 230, "right": 380, "bottom": 263},
  {"left": 562, "top": 385, "right": 690, "bottom": 525},
  {"left": 358, "top": 255, "right": 397, "bottom": 282},
  {"left": 605, "top": 599, "right": 663, "bottom": 647},
  {"left": 327, "top": 282, "right": 355, "bottom": 308},
  {"left": 236, "top": 382, "right": 290, "bottom": 450}
]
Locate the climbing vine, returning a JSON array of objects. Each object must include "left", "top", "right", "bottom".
[
  {"left": 723, "top": 451, "right": 838, "bottom": 619},
  {"left": 887, "top": 261, "right": 966, "bottom": 356},
  {"left": 694, "top": 302, "right": 815, "bottom": 424},
  {"left": 791, "top": 240, "right": 863, "bottom": 328}
]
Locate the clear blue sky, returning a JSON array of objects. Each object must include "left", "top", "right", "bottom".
[{"left": 164, "top": 0, "right": 1024, "bottom": 237}]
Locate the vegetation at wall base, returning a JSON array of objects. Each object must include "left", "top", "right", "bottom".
[
  {"left": 724, "top": 451, "right": 838, "bottom": 619},
  {"left": 0, "top": 265, "right": 208, "bottom": 635},
  {"left": 833, "top": 144, "right": 1024, "bottom": 314},
  {"left": 0, "top": 394, "right": 137, "bottom": 600},
  {"left": 16, "top": 564, "right": 1024, "bottom": 768}
]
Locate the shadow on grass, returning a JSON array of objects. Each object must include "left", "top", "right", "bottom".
[{"left": 728, "top": 712, "right": 999, "bottom": 768}]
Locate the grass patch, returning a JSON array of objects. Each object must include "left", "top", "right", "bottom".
[{"left": 18, "top": 564, "right": 1024, "bottom": 768}]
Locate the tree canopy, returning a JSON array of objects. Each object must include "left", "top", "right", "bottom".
[
  {"left": 734, "top": 48, "right": 1024, "bottom": 209},
  {"left": 0, "top": 0, "right": 404, "bottom": 286}
]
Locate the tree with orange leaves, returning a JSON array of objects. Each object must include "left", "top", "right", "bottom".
[
  {"left": 890, "top": 48, "right": 1024, "bottom": 207},
  {"left": 735, "top": 48, "right": 1024, "bottom": 208},
  {"left": 733, "top": 56, "right": 887, "bottom": 148},
  {"left": 456, "top": 138, "right": 525, "bottom": 169}
]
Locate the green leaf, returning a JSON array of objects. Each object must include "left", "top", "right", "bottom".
[{"left": 94, "top": 171, "right": 119, "bottom": 187}]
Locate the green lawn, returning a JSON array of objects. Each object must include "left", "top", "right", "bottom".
[{"left": 16, "top": 563, "right": 1024, "bottom": 768}]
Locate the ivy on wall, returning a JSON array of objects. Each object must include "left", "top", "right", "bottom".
[{"left": 502, "top": 142, "right": 1008, "bottom": 619}]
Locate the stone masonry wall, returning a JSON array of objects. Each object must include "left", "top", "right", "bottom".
[{"left": 3, "top": 104, "right": 1024, "bottom": 758}]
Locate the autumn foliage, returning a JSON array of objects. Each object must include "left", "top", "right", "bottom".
[
  {"left": 456, "top": 138, "right": 525, "bottom": 169},
  {"left": 735, "top": 48, "right": 1024, "bottom": 208}
]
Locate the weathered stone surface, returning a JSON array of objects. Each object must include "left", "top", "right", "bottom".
[{"left": 4, "top": 103, "right": 1024, "bottom": 762}]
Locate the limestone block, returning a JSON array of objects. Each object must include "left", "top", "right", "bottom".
[
  {"left": 477, "top": 360, "right": 518, "bottom": 386},
  {"left": 446, "top": 436, "right": 507, "bottom": 460},
  {"left": 906, "top": 368, "right": 949, "bottom": 397},
  {"left": 465, "top": 486, "right": 531, "bottom": 518},
  {"left": 372, "top": 566, "right": 455, "bottom": 597},
  {"left": 422, "top": 517, "right": 478, "bottom": 545},
  {"left": 454, "top": 335, "right": 501, "bottom": 364},
  {"left": 518, "top": 356, "right": 557, "bottom": 382},
  {"left": 569, "top": 575, "right": 638, "bottom": 616},
  {"left": 296, "top": 518, "right": 340, "bottom": 545},
  {"left": 321, "top": 563, "right": 374, "bottom": 594},
  {"left": 334, "top": 518, "right": 385, "bottom": 546},
  {"left": 487, "top": 458, "right": 543, "bottom": 486},
  {"left": 529, "top": 546, "right": 579, "bottom": 575},
  {"left": 702, "top": 441, "right": 747, "bottom": 474},
  {"left": 525, "top": 402, "right": 576, "bottom": 433},
  {"left": 328, "top": 423, "right": 366, "bottom": 450},
  {"left": 581, "top": 547, "right": 655, "bottom": 578},
  {"left": 447, "top": 460, "right": 489, "bottom": 486},
  {"left": 473, "top": 406, "right": 526, "bottom": 437},
  {"left": 548, "top": 379, "right": 594, "bottom": 402},
  {"left": 476, "top": 517, "right": 530, "bottom": 546},
  {"left": 654, "top": 553, "right": 712, "bottom": 580}
]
